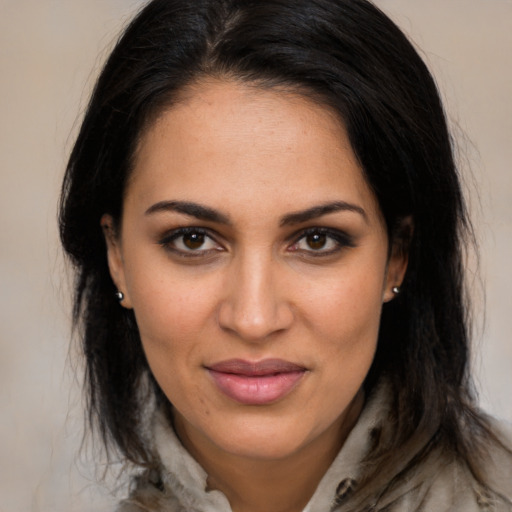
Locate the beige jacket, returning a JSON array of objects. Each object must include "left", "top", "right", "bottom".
[{"left": 116, "top": 385, "right": 512, "bottom": 512}]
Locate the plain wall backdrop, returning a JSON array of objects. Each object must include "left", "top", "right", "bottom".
[{"left": 0, "top": 1, "right": 510, "bottom": 510}]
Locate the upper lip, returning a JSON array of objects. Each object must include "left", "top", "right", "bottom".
[{"left": 207, "top": 359, "right": 306, "bottom": 376}]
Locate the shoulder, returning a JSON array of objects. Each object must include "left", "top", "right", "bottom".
[
  {"left": 404, "top": 419, "right": 512, "bottom": 512},
  {"left": 355, "top": 418, "right": 512, "bottom": 512},
  {"left": 482, "top": 418, "right": 512, "bottom": 506},
  {"left": 422, "top": 451, "right": 512, "bottom": 512}
]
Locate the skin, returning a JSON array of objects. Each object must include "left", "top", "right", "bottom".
[{"left": 103, "top": 79, "right": 408, "bottom": 512}]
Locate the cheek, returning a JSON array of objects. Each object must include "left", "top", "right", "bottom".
[
  {"left": 123, "top": 255, "right": 220, "bottom": 361},
  {"left": 300, "top": 263, "right": 386, "bottom": 346},
  {"left": 302, "top": 269, "right": 384, "bottom": 410},
  {"left": 127, "top": 272, "right": 217, "bottom": 410}
]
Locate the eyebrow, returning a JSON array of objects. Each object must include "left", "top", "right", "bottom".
[
  {"left": 279, "top": 201, "right": 367, "bottom": 226},
  {"left": 144, "top": 199, "right": 367, "bottom": 226},
  {"left": 144, "top": 200, "right": 231, "bottom": 225}
]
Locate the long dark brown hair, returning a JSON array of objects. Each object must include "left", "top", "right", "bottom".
[{"left": 59, "top": 0, "right": 508, "bottom": 507}]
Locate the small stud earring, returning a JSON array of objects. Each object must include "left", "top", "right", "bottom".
[
  {"left": 392, "top": 286, "right": 401, "bottom": 295},
  {"left": 115, "top": 291, "right": 125, "bottom": 302}
]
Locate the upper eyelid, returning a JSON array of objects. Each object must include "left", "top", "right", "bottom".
[
  {"left": 158, "top": 225, "right": 353, "bottom": 251},
  {"left": 160, "top": 226, "right": 219, "bottom": 241},
  {"left": 288, "top": 226, "right": 353, "bottom": 244},
  {"left": 158, "top": 227, "right": 225, "bottom": 250}
]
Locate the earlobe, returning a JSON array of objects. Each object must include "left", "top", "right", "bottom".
[
  {"left": 383, "top": 216, "right": 413, "bottom": 303},
  {"left": 101, "top": 214, "right": 133, "bottom": 309}
]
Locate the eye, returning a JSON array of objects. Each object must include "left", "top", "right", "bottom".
[
  {"left": 288, "top": 228, "right": 354, "bottom": 256},
  {"left": 159, "top": 227, "right": 223, "bottom": 256},
  {"left": 300, "top": 232, "right": 334, "bottom": 251}
]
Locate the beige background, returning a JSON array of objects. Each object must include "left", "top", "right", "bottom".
[{"left": 0, "top": 1, "right": 510, "bottom": 510}]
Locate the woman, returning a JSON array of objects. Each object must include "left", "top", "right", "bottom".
[{"left": 59, "top": 0, "right": 512, "bottom": 510}]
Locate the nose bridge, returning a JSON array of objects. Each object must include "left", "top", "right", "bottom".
[{"left": 218, "top": 248, "right": 292, "bottom": 340}]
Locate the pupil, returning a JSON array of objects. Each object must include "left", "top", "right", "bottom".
[
  {"left": 183, "top": 232, "right": 204, "bottom": 249},
  {"left": 307, "top": 233, "right": 326, "bottom": 250}
]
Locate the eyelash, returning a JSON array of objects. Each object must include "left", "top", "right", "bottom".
[
  {"left": 158, "top": 227, "right": 223, "bottom": 258},
  {"left": 287, "top": 227, "right": 355, "bottom": 257},
  {"left": 158, "top": 226, "right": 355, "bottom": 259}
]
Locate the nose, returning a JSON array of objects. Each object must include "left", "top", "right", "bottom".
[{"left": 217, "top": 251, "right": 294, "bottom": 342}]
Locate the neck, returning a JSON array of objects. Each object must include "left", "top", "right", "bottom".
[{"left": 174, "top": 391, "right": 364, "bottom": 512}]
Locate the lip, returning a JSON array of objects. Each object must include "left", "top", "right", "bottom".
[{"left": 206, "top": 359, "right": 307, "bottom": 405}]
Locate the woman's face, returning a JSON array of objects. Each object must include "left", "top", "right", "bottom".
[{"left": 104, "top": 80, "right": 406, "bottom": 462}]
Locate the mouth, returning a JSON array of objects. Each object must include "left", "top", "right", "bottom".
[{"left": 206, "top": 359, "right": 307, "bottom": 405}]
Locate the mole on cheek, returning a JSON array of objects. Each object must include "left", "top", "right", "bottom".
[{"left": 199, "top": 396, "right": 210, "bottom": 415}]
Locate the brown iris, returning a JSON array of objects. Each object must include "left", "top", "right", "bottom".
[
  {"left": 183, "top": 232, "right": 205, "bottom": 250},
  {"left": 306, "top": 233, "right": 327, "bottom": 250}
]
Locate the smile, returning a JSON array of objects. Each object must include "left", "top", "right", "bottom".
[{"left": 206, "top": 359, "right": 307, "bottom": 405}]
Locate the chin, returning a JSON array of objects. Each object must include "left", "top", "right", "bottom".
[
  {"left": 216, "top": 429, "right": 310, "bottom": 461},
  {"left": 202, "top": 410, "right": 327, "bottom": 461}
]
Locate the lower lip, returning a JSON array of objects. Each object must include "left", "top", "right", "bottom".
[{"left": 208, "top": 370, "right": 305, "bottom": 405}]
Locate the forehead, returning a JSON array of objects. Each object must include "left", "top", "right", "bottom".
[{"left": 126, "top": 79, "right": 381, "bottom": 223}]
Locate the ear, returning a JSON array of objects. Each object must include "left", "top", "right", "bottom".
[
  {"left": 383, "top": 216, "right": 413, "bottom": 303},
  {"left": 101, "top": 214, "right": 133, "bottom": 309}
]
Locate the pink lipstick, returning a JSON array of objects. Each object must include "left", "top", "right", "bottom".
[{"left": 207, "top": 359, "right": 306, "bottom": 405}]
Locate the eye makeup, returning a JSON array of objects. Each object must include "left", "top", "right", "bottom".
[
  {"left": 287, "top": 227, "right": 356, "bottom": 258},
  {"left": 157, "top": 224, "right": 356, "bottom": 263}
]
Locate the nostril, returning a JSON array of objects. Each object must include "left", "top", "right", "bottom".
[{"left": 217, "top": 299, "right": 294, "bottom": 342}]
